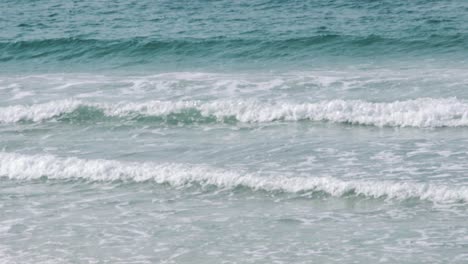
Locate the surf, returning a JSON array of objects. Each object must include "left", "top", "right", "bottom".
[
  {"left": 1, "top": 152, "right": 467, "bottom": 204},
  {"left": 2, "top": 98, "right": 468, "bottom": 127}
]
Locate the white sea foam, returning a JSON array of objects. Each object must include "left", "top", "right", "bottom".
[
  {"left": 1, "top": 98, "right": 468, "bottom": 127},
  {"left": 0, "top": 99, "right": 82, "bottom": 123},
  {"left": 1, "top": 152, "right": 467, "bottom": 203}
]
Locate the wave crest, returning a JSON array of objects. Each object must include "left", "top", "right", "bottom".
[
  {"left": 0, "top": 152, "right": 467, "bottom": 203},
  {"left": 2, "top": 98, "right": 468, "bottom": 127}
]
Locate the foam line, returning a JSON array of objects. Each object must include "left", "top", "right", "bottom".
[
  {"left": 1, "top": 152, "right": 467, "bottom": 203},
  {"left": 1, "top": 98, "right": 468, "bottom": 127}
]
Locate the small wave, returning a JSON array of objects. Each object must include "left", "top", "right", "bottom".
[
  {"left": 1, "top": 34, "right": 466, "bottom": 64},
  {"left": 0, "top": 152, "right": 467, "bottom": 203},
  {"left": 2, "top": 98, "right": 468, "bottom": 127}
]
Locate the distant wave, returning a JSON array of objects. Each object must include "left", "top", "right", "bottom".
[
  {"left": 2, "top": 98, "right": 468, "bottom": 127},
  {"left": 1, "top": 34, "right": 467, "bottom": 63},
  {"left": 0, "top": 152, "right": 467, "bottom": 203}
]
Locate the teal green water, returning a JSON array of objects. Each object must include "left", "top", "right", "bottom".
[
  {"left": 1, "top": 1, "right": 468, "bottom": 263},
  {"left": 2, "top": 0, "right": 468, "bottom": 72}
]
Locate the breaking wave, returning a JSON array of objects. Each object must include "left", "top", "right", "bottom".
[
  {"left": 0, "top": 152, "right": 467, "bottom": 203},
  {"left": 2, "top": 98, "right": 468, "bottom": 127}
]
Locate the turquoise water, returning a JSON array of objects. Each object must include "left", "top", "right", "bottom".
[{"left": 1, "top": 0, "right": 468, "bottom": 263}]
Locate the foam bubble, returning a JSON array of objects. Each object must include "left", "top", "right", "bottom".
[
  {"left": 1, "top": 152, "right": 467, "bottom": 203},
  {"left": 1, "top": 98, "right": 468, "bottom": 127}
]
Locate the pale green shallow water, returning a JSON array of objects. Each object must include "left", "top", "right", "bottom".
[{"left": 1, "top": 0, "right": 468, "bottom": 263}]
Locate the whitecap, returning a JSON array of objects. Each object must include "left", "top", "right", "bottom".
[{"left": 0, "top": 152, "right": 467, "bottom": 203}]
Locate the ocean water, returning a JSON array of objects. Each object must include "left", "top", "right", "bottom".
[{"left": 1, "top": 0, "right": 468, "bottom": 263}]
